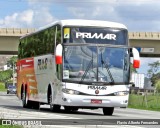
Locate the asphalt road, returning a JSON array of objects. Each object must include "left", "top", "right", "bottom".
[{"left": 0, "top": 91, "right": 160, "bottom": 128}]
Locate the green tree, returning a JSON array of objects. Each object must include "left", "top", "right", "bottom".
[
  {"left": 155, "top": 80, "right": 160, "bottom": 93},
  {"left": 0, "top": 69, "right": 12, "bottom": 82},
  {"left": 0, "top": 56, "right": 18, "bottom": 83},
  {"left": 148, "top": 61, "right": 160, "bottom": 72},
  {"left": 147, "top": 61, "right": 160, "bottom": 86},
  {"left": 7, "top": 56, "right": 17, "bottom": 68},
  {"left": 151, "top": 72, "right": 160, "bottom": 87},
  {"left": 130, "top": 63, "right": 137, "bottom": 73}
]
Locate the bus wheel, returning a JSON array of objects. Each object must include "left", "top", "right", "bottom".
[
  {"left": 22, "top": 89, "right": 31, "bottom": 108},
  {"left": 64, "top": 106, "right": 72, "bottom": 112},
  {"left": 72, "top": 108, "right": 79, "bottom": 112},
  {"left": 32, "top": 101, "right": 40, "bottom": 109},
  {"left": 49, "top": 94, "right": 60, "bottom": 112},
  {"left": 51, "top": 104, "right": 61, "bottom": 112},
  {"left": 103, "top": 107, "right": 114, "bottom": 116}
]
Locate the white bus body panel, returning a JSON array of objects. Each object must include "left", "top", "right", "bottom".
[{"left": 33, "top": 54, "right": 57, "bottom": 103}]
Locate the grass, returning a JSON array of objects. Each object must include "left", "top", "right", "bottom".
[
  {"left": 128, "top": 94, "right": 160, "bottom": 111},
  {"left": 0, "top": 82, "right": 6, "bottom": 92}
]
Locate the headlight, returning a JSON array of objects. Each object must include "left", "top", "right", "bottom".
[
  {"left": 62, "top": 88, "right": 80, "bottom": 95},
  {"left": 114, "top": 91, "right": 129, "bottom": 96}
]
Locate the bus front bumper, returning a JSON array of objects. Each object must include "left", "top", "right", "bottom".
[{"left": 60, "top": 93, "right": 129, "bottom": 108}]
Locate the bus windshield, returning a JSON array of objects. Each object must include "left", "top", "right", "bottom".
[
  {"left": 63, "top": 27, "right": 128, "bottom": 45},
  {"left": 63, "top": 45, "right": 130, "bottom": 84}
]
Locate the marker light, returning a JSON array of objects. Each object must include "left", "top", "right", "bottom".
[
  {"left": 132, "top": 48, "right": 140, "bottom": 68},
  {"left": 55, "top": 44, "right": 62, "bottom": 64}
]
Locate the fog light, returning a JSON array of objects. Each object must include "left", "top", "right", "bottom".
[
  {"left": 124, "top": 100, "right": 128, "bottom": 103},
  {"left": 62, "top": 98, "right": 67, "bottom": 101}
]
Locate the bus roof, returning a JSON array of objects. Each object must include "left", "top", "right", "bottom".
[
  {"left": 21, "top": 19, "right": 127, "bottom": 39},
  {"left": 41, "top": 19, "right": 127, "bottom": 30}
]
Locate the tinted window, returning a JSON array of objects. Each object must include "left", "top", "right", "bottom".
[
  {"left": 18, "top": 25, "right": 61, "bottom": 59},
  {"left": 63, "top": 27, "right": 128, "bottom": 45}
]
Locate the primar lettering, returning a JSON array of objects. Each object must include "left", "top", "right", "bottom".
[
  {"left": 88, "top": 86, "right": 107, "bottom": 90},
  {"left": 37, "top": 58, "right": 48, "bottom": 70},
  {"left": 76, "top": 32, "right": 116, "bottom": 40}
]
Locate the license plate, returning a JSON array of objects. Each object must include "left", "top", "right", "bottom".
[{"left": 91, "top": 99, "right": 102, "bottom": 104}]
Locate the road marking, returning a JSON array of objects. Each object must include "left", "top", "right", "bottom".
[
  {"left": 0, "top": 106, "right": 149, "bottom": 128},
  {"left": 0, "top": 106, "right": 80, "bottom": 119}
]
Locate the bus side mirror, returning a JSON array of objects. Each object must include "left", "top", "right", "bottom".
[
  {"left": 55, "top": 44, "right": 63, "bottom": 64},
  {"left": 132, "top": 48, "right": 140, "bottom": 68}
]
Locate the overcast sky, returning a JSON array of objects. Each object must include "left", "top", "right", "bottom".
[
  {"left": 0, "top": 0, "right": 159, "bottom": 74},
  {"left": 0, "top": 0, "right": 160, "bottom": 31}
]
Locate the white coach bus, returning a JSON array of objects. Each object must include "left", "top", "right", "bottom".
[{"left": 16, "top": 19, "right": 140, "bottom": 115}]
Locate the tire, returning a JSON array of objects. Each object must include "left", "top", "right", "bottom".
[
  {"left": 22, "top": 89, "right": 31, "bottom": 108},
  {"left": 32, "top": 101, "right": 40, "bottom": 109},
  {"left": 64, "top": 106, "right": 72, "bottom": 112},
  {"left": 49, "top": 94, "right": 60, "bottom": 112},
  {"left": 103, "top": 107, "right": 114, "bottom": 116},
  {"left": 51, "top": 104, "right": 61, "bottom": 112},
  {"left": 64, "top": 106, "right": 78, "bottom": 112},
  {"left": 71, "top": 108, "right": 79, "bottom": 112}
]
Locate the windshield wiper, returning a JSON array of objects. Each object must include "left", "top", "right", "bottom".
[
  {"left": 80, "top": 52, "right": 94, "bottom": 83},
  {"left": 101, "top": 52, "right": 114, "bottom": 84}
]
